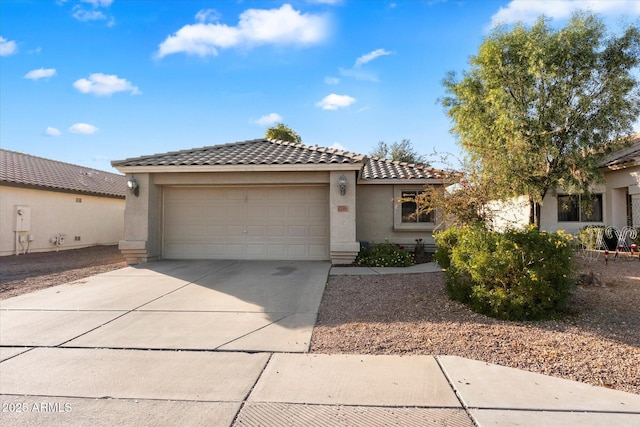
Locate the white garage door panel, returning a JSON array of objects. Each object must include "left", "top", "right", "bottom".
[{"left": 163, "top": 186, "right": 329, "bottom": 260}]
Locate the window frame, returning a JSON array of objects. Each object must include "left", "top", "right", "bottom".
[
  {"left": 557, "top": 194, "right": 603, "bottom": 223},
  {"left": 393, "top": 187, "right": 436, "bottom": 231}
]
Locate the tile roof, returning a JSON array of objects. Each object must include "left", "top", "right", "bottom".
[
  {"left": 112, "top": 138, "right": 442, "bottom": 181},
  {"left": 362, "top": 157, "right": 442, "bottom": 180},
  {"left": 112, "top": 139, "right": 364, "bottom": 167},
  {"left": 1, "top": 149, "right": 126, "bottom": 198},
  {"left": 603, "top": 134, "right": 640, "bottom": 169}
]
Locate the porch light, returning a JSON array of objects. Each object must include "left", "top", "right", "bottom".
[
  {"left": 127, "top": 175, "right": 139, "bottom": 197},
  {"left": 339, "top": 174, "right": 347, "bottom": 196}
]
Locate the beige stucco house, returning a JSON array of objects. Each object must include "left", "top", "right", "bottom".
[
  {"left": 0, "top": 149, "right": 126, "bottom": 256},
  {"left": 111, "top": 139, "right": 444, "bottom": 265},
  {"left": 490, "top": 135, "right": 640, "bottom": 235}
]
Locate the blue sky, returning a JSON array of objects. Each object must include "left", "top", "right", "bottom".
[{"left": 2, "top": 0, "right": 640, "bottom": 173}]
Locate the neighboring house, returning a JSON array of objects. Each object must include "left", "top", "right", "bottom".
[
  {"left": 0, "top": 149, "right": 126, "bottom": 256},
  {"left": 111, "top": 139, "right": 444, "bottom": 264},
  {"left": 490, "top": 134, "right": 640, "bottom": 235}
]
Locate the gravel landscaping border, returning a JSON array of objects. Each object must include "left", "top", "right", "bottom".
[
  {"left": 311, "top": 258, "right": 640, "bottom": 394},
  {"left": 0, "top": 245, "right": 127, "bottom": 299}
]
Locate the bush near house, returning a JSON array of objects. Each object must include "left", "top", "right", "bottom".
[
  {"left": 355, "top": 242, "right": 414, "bottom": 267},
  {"left": 434, "top": 226, "right": 575, "bottom": 321}
]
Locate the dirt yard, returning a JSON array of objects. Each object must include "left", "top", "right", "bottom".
[{"left": 0, "top": 245, "right": 127, "bottom": 299}]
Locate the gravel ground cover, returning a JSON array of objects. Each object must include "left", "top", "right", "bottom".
[
  {"left": 311, "top": 256, "right": 640, "bottom": 394},
  {"left": 0, "top": 245, "right": 126, "bottom": 299}
]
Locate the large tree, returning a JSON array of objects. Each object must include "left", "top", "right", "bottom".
[
  {"left": 370, "top": 139, "right": 427, "bottom": 164},
  {"left": 442, "top": 13, "right": 640, "bottom": 227},
  {"left": 265, "top": 122, "right": 302, "bottom": 144}
]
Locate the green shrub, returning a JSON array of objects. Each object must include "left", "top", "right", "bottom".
[
  {"left": 434, "top": 226, "right": 575, "bottom": 321},
  {"left": 355, "top": 242, "right": 414, "bottom": 267}
]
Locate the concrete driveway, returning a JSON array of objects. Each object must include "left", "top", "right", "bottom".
[{"left": 0, "top": 260, "right": 331, "bottom": 352}]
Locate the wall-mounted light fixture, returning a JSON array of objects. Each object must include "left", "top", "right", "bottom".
[
  {"left": 127, "top": 175, "right": 139, "bottom": 197},
  {"left": 339, "top": 174, "right": 347, "bottom": 196}
]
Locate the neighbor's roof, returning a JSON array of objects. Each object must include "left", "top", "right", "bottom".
[
  {"left": 0, "top": 149, "right": 126, "bottom": 198},
  {"left": 112, "top": 138, "right": 442, "bottom": 181},
  {"left": 603, "top": 134, "right": 640, "bottom": 169}
]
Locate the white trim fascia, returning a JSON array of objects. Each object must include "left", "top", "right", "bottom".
[
  {"left": 114, "top": 163, "right": 363, "bottom": 174},
  {"left": 357, "top": 178, "right": 446, "bottom": 185},
  {"left": 602, "top": 161, "right": 639, "bottom": 171}
]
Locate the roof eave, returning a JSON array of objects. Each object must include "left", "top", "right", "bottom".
[
  {"left": 0, "top": 180, "right": 126, "bottom": 199},
  {"left": 357, "top": 178, "right": 447, "bottom": 185},
  {"left": 113, "top": 163, "right": 364, "bottom": 174},
  {"left": 602, "top": 160, "right": 640, "bottom": 171}
]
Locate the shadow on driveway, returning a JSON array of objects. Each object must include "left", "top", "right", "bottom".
[{"left": 0, "top": 260, "right": 331, "bottom": 353}]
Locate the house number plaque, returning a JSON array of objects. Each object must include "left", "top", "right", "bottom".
[{"left": 337, "top": 205, "right": 349, "bottom": 212}]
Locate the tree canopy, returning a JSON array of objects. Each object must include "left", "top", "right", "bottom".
[
  {"left": 265, "top": 123, "right": 302, "bottom": 144},
  {"left": 442, "top": 13, "right": 640, "bottom": 227},
  {"left": 370, "top": 139, "right": 427, "bottom": 164}
]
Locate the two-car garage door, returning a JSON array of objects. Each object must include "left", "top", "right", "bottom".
[{"left": 163, "top": 186, "right": 329, "bottom": 260}]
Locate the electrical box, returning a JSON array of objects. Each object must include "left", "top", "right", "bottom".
[{"left": 15, "top": 206, "right": 31, "bottom": 232}]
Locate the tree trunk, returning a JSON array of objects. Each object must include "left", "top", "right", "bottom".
[{"left": 529, "top": 198, "right": 541, "bottom": 230}]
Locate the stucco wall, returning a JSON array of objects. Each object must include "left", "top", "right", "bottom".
[
  {"left": 119, "top": 170, "right": 361, "bottom": 264},
  {"left": 356, "top": 184, "right": 437, "bottom": 247},
  {"left": 538, "top": 191, "right": 605, "bottom": 235},
  {"left": 0, "top": 186, "right": 124, "bottom": 256},
  {"left": 487, "top": 196, "right": 530, "bottom": 232},
  {"left": 153, "top": 171, "right": 330, "bottom": 185},
  {"left": 490, "top": 188, "right": 607, "bottom": 236}
]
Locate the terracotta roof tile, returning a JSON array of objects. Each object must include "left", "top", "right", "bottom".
[
  {"left": 112, "top": 139, "right": 364, "bottom": 167},
  {"left": 1, "top": 149, "right": 126, "bottom": 198},
  {"left": 362, "top": 157, "right": 441, "bottom": 180},
  {"left": 112, "top": 138, "right": 441, "bottom": 181}
]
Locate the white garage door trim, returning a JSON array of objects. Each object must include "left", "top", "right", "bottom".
[{"left": 163, "top": 185, "right": 329, "bottom": 260}]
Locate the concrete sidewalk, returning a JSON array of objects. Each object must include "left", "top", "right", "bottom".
[
  {"left": 330, "top": 262, "right": 442, "bottom": 275},
  {"left": 1, "top": 260, "right": 638, "bottom": 426},
  {"left": 1, "top": 350, "right": 637, "bottom": 426}
]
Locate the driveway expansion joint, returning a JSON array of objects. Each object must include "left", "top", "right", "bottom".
[
  {"left": 231, "top": 352, "right": 274, "bottom": 425},
  {"left": 434, "top": 355, "right": 479, "bottom": 427}
]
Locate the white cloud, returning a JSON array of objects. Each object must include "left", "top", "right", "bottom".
[
  {"left": 354, "top": 48, "right": 392, "bottom": 68},
  {"left": 330, "top": 142, "right": 345, "bottom": 150},
  {"left": 73, "top": 73, "right": 141, "bottom": 96},
  {"left": 45, "top": 127, "right": 62, "bottom": 136},
  {"left": 324, "top": 76, "right": 340, "bottom": 85},
  {"left": 73, "top": 7, "right": 107, "bottom": 21},
  {"left": 0, "top": 36, "right": 18, "bottom": 56},
  {"left": 490, "top": 0, "right": 640, "bottom": 27},
  {"left": 339, "top": 67, "right": 379, "bottom": 82},
  {"left": 72, "top": 0, "right": 114, "bottom": 24},
  {"left": 255, "top": 112, "right": 283, "bottom": 126},
  {"left": 81, "top": 0, "right": 113, "bottom": 6},
  {"left": 157, "top": 4, "right": 329, "bottom": 58},
  {"left": 307, "top": 0, "right": 343, "bottom": 4},
  {"left": 69, "top": 123, "right": 99, "bottom": 134},
  {"left": 195, "top": 8, "right": 221, "bottom": 23},
  {"left": 316, "top": 93, "right": 356, "bottom": 110},
  {"left": 24, "top": 68, "right": 57, "bottom": 80},
  {"left": 334, "top": 49, "right": 392, "bottom": 83}
]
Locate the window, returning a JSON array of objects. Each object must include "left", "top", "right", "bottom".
[
  {"left": 557, "top": 194, "right": 603, "bottom": 222},
  {"left": 401, "top": 191, "right": 434, "bottom": 223},
  {"left": 393, "top": 187, "right": 437, "bottom": 231}
]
